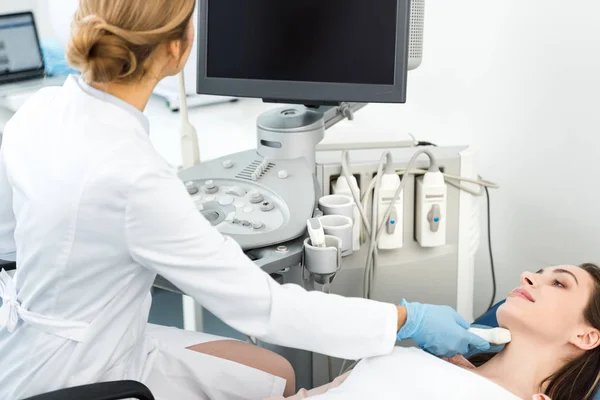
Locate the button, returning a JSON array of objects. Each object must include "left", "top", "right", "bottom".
[
  {"left": 203, "top": 180, "right": 218, "bottom": 194},
  {"left": 205, "top": 194, "right": 216, "bottom": 202},
  {"left": 241, "top": 220, "right": 251, "bottom": 227},
  {"left": 227, "top": 186, "right": 247, "bottom": 197},
  {"left": 185, "top": 181, "right": 199, "bottom": 195},
  {"left": 222, "top": 160, "right": 234, "bottom": 169},
  {"left": 387, "top": 207, "right": 398, "bottom": 234},
  {"left": 278, "top": 170, "right": 289, "bottom": 179},
  {"left": 427, "top": 204, "right": 442, "bottom": 232},
  {"left": 248, "top": 190, "right": 264, "bottom": 204},
  {"left": 219, "top": 195, "right": 234, "bottom": 206},
  {"left": 234, "top": 201, "right": 244, "bottom": 208},
  {"left": 252, "top": 221, "right": 265, "bottom": 230},
  {"left": 230, "top": 218, "right": 240, "bottom": 225},
  {"left": 260, "top": 201, "right": 274, "bottom": 212},
  {"left": 243, "top": 206, "right": 253, "bottom": 213}
]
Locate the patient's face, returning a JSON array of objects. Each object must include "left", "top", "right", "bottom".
[{"left": 497, "top": 265, "right": 594, "bottom": 343}]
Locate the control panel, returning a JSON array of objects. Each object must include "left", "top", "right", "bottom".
[
  {"left": 179, "top": 150, "right": 317, "bottom": 250},
  {"left": 186, "top": 179, "right": 286, "bottom": 236}
]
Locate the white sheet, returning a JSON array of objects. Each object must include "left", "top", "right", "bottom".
[{"left": 309, "top": 347, "right": 522, "bottom": 400}]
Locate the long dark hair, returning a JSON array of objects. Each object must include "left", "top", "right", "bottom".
[{"left": 469, "top": 263, "right": 600, "bottom": 400}]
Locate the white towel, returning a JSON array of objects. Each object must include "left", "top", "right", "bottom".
[{"left": 307, "top": 347, "right": 522, "bottom": 400}]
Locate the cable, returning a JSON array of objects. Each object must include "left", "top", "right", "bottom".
[
  {"left": 395, "top": 168, "right": 499, "bottom": 196},
  {"left": 342, "top": 148, "right": 500, "bottom": 300},
  {"left": 338, "top": 359, "right": 360, "bottom": 378},
  {"left": 341, "top": 151, "right": 372, "bottom": 238},
  {"left": 343, "top": 149, "right": 444, "bottom": 298},
  {"left": 364, "top": 153, "right": 389, "bottom": 297},
  {"left": 416, "top": 141, "right": 438, "bottom": 147},
  {"left": 343, "top": 360, "right": 360, "bottom": 374},
  {"left": 371, "top": 150, "right": 438, "bottom": 247},
  {"left": 365, "top": 150, "right": 439, "bottom": 298},
  {"left": 484, "top": 186, "right": 497, "bottom": 312},
  {"left": 341, "top": 150, "right": 383, "bottom": 298},
  {"left": 339, "top": 360, "right": 349, "bottom": 377}
]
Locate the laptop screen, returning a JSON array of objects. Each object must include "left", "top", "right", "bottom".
[{"left": 0, "top": 12, "right": 44, "bottom": 81}]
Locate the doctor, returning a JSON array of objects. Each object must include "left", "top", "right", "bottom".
[{"left": 0, "top": 0, "right": 490, "bottom": 399}]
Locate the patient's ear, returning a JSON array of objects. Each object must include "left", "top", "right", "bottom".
[{"left": 570, "top": 327, "right": 600, "bottom": 351}]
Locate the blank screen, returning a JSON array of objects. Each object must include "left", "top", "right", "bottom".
[{"left": 206, "top": 0, "right": 398, "bottom": 85}]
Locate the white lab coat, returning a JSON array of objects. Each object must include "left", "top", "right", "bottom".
[{"left": 0, "top": 76, "right": 398, "bottom": 400}]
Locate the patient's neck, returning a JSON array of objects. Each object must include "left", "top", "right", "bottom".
[{"left": 475, "top": 333, "right": 570, "bottom": 398}]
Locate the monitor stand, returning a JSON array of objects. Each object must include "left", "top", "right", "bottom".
[{"left": 256, "top": 102, "right": 366, "bottom": 170}]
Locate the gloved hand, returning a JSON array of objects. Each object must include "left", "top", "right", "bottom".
[{"left": 397, "top": 299, "right": 490, "bottom": 358}]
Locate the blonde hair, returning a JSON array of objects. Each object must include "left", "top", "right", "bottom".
[{"left": 66, "top": 0, "right": 195, "bottom": 83}]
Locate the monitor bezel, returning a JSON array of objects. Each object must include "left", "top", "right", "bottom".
[
  {"left": 0, "top": 11, "right": 46, "bottom": 85},
  {"left": 196, "top": 0, "right": 411, "bottom": 105}
]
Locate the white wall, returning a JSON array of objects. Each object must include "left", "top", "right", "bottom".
[
  {"left": 0, "top": 0, "right": 53, "bottom": 39},
  {"left": 369, "top": 0, "right": 600, "bottom": 315}
]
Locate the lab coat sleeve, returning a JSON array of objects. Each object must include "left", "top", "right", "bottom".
[
  {"left": 0, "top": 144, "right": 16, "bottom": 262},
  {"left": 125, "top": 167, "right": 398, "bottom": 360}
]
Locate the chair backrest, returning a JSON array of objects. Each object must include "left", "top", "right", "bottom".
[{"left": 23, "top": 380, "right": 155, "bottom": 400}]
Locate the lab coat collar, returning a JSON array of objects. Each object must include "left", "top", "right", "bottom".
[{"left": 66, "top": 75, "right": 150, "bottom": 135}]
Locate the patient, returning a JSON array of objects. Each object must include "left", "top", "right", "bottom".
[{"left": 271, "top": 263, "right": 600, "bottom": 400}]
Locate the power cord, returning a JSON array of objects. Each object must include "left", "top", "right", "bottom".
[{"left": 484, "top": 186, "right": 497, "bottom": 313}]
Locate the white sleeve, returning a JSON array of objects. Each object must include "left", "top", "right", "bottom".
[
  {"left": 125, "top": 167, "right": 398, "bottom": 360},
  {"left": 0, "top": 144, "right": 16, "bottom": 262}
]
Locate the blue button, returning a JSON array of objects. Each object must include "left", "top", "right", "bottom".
[
  {"left": 390, "top": 220, "right": 396, "bottom": 225},
  {"left": 434, "top": 217, "right": 440, "bottom": 223}
]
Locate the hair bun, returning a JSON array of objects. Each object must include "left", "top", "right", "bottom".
[{"left": 66, "top": 15, "right": 138, "bottom": 83}]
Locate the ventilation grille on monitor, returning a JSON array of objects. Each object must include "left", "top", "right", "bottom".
[
  {"left": 236, "top": 160, "right": 275, "bottom": 181},
  {"left": 408, "top": 0, "right": 425, "bottom": 70}
]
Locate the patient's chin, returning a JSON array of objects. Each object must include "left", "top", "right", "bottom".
[{"left": 496, "top": 302, "right": 524, "bottom": 330}]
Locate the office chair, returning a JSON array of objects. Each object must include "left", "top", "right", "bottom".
[
  {"left": 0, "top": 261, "right": 16, "bottom": 271},
  {"left": 23, "top": 380, "right": 154, "bottom": 400}
]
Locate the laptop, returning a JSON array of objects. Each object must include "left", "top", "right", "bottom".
[{"left": 0, "top": 11, "right": 65, "bottom": 99}]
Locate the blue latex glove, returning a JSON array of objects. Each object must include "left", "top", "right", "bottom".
[{"left": 397, "top": 299, "right": 491, "bottom": 358}]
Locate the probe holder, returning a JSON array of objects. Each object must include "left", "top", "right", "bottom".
[{"left": 303, "top": 235, "right": 342, "bottom": 285}]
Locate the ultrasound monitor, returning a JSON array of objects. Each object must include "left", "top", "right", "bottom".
[{"left": 196, "top": 0, "right": 421, "bottom": 105}]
